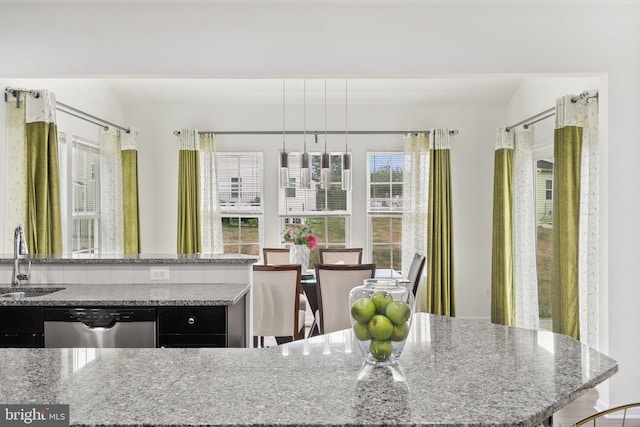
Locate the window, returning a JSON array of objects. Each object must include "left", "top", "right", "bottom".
[
  {"left": 535, "top": 157, "right": 554, "bottom": 330},
  {"left": 279, "top": 151, "right": 351, "bottom": 267},
  {"left": 217, "top": 152, "right": 263, "bottom": 255},
  {"left": 367, "top": 152, "right": 404, "bottom": 273},
  {"left": 282, "top": 216, "right": 347, "bottom": 268},
  {"left": 279, "top": 152, "right": 350, "bottom": 215},
  {"left": 545, "top": 179, "right": 553, "bottom": 200},
  {"left": 71, "top": 137, "right": 101, "bottom": 255}
]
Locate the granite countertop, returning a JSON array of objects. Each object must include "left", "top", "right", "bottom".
[
  {"left": 0, "top": 314, "right": 618, "bottom": 426},
  {"left": 0, "top": 253, "right": 259, "bottom": 264},
  {"left": 0, "top": 283, "right": 250, "bottom": 306}
]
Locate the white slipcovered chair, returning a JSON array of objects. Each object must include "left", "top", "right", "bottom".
[
  {"left": 261, "top": 247, "right": 309, "bottom": 313},
  {"left": 262, "top": 248, "right": 291, "bottom": 265},
  {"left": 405, "top": 252, "right": 426, "bottom": 297},
  {"left": 315, "top": 263, "right": 376, "bottom": 334},
  {"left": 318, "top": 248, "right": 363, "bottom": 264},
  {"left": 252, "top": 264, "right": 305, "bottom": 347}
]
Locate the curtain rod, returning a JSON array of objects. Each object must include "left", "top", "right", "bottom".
[
  {"left": 505, "top": 91, "right": 598, "bottom": 132},
  {"left": 4, "top": 88, "right": 131, "bottom": 134},
  {"left": 173, "top": 129, "right": 459, "bottom": 136}
]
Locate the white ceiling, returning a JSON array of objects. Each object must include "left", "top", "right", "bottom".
[{"left": 105, "top": 77, "right": 524, "bottom": 106}]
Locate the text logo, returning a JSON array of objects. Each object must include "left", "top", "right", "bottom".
[{"left": 0, "top": 405, "right": 69, "bottom": 427}]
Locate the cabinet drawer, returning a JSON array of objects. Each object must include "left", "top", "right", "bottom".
[
  {"left": 157, "top": 306, "right": 226, "bottom": 334},
  {"left": 0, "top": 307, "right": 44, "bottom": 334},
  {"left": 158, "top": 334, "right": 226, "bottom": 348}
]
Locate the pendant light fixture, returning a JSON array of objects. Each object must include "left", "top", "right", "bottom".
[
  {"left": 300, "top": 79, "right": 311, "bottom": 189},
  {"left": 320, "top": 80, "right": 331, "bottom": 190},
  {"left": 342, "top": 79, "right": 352, "bottom": 191},
  {"left": 279, "top": 79, "right": 289, "bottom": 189}
]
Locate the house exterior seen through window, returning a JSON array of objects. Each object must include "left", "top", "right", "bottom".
[
  {"left": 217, "top": 152, "right": 263, "bottom": 255},
  {"left": 71, "top": 136, "right": 101, "bottom": 255},
  {"left": 367, "top": 152, "right": 404, "bottom": 273}
]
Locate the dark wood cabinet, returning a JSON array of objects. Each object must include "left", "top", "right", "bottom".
[
  {"left": 1, "top": 299, "right": 246, "bottom": 348},
  {"left": 157, "top": 302, "right": 246, "bottom": 348},
  {"left": 0, "top": 307, "right": 44, "bottom": 348}
]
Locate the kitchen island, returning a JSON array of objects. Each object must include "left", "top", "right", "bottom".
[
  {"left": 0, "top": 313, "right": 617, "bottom": 426},
  {"left": 0, "top": 254, "right": 257, "bottom": 348}
]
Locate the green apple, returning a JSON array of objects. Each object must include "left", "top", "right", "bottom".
[
  {"left": 390, "top": 321, "right": 410, "bottom": 342},
  {"left": 385, "top": 300, "right": 412, "bottom": 325},
  {"left": 370, "top": 291, "right": 394, "bottom": 314},
  {"left": 367, "top": 314, "right": 394, "bottom": 340},
  {"left": 369, "top": 339, "right": 393, "bottom": 361},
  {"left": 353, "top": 321, "right": 371, "bottom": 341},
  {"left": 351, "top": 298, "right": 376, "bottom": 323}
]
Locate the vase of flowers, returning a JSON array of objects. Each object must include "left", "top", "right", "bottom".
[{"left": 282, "top": 225, "right": 318, "bottom": 272}]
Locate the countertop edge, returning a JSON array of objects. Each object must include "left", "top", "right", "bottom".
[{"left": 0, "top": 255, "right": 259, "bottom": 265}]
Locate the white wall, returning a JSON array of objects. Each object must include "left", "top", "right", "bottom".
[{"left": 0, "top": 2, "right": 639, "bottom": 409}]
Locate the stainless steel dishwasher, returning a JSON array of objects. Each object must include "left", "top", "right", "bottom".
[{"left": 44, "top": 308, "right": 156, "bottom": 348}]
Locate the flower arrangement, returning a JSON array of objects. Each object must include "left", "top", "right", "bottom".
[{"left": 282, "top": 224, "right": 318, "bottom": 250}]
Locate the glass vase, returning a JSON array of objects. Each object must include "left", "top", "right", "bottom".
[
  {"left": 348, "top": 279, "right": 414, "bottom": 369},
  {"left": 289, "top": 244, "right": 310, "bottom": 272}
]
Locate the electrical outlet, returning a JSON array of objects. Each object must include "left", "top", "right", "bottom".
[
  {"left": 484, "top": 287, "right": 490, "bottom": 297},
  {"left": 150, "top": 268, "right": 170, "bottom": 281}
]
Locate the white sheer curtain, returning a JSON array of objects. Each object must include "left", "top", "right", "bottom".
[
  {"left": 512, "top": 126, "right": 540, "bottom": 329},
  {"left": 402, "top": 133, "right": 430, "bottom": 312},
  {"left": 3, "top": 92, "right": 27, "bottom": 253},
  {"left": 200, "top": 133, "right": 224, "bottom": 254},
  {"left": 556, "top": 90, "right": 599, "bottom": 349},
  {"left": 100, "top": 128, "right": 124, "bottom": 255}
]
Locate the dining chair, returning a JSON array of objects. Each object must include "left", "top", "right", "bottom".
[
  {"left": 262, "top": 248, "right": 291, "bottom": 265},
  {"left": 319, "top": 248, "right": 363, "bottom": 264},
  {"left": 406, "top": 252, "right": 426, "bottom": 297},
  {"left": 252, "top": 264, "right": 305, "bottom": 347},
  {"left": 261, "top": 247, "right": 308, "bottom": 312},
  {"left": 315, "top": 263, "right": 376, "bottom": 335},
  {"left": 575, "top": 401, "right": 640, "bottom": 426}
]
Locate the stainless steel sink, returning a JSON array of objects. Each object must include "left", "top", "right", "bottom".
[{"left": 0, "top": 287, "right": 65, "bottom": 300}]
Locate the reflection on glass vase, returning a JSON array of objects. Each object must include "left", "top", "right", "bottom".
[
  {"left": 289, "top": 244, "right": 310, "bottom": 272},
  {"left": 349, "top": 278, "right": 414, "bottom": 382}
]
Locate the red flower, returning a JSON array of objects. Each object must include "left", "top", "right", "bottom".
[{"left": 307, "top": 234, "right": 318, "bottom": 250}]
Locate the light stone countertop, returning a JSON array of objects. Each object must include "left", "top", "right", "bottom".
[
  {"left": 0, "top": 313, "right": 618, "bottom": 426},
  {"left": 0, "top": 283, "right": 250, "bottom": 306},
  {"left": 0, "top": 253, "right": 258, "bottom": 264}
]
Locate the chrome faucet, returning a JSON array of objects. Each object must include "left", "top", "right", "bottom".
[{"left": 12, "top": 224, "right": 31, "bottom": 286}]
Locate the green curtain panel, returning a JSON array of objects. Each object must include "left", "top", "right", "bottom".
[
  {"left": 25, "top": 120, "right": 63, "bottom": 255},
  {"left": 552, "top": 126, "right": 582, "bottom": 340},
  {"left": 426, "top": 130, "right": 455, "bottom": 316},
  {"left": 177, "top": 148, "right": 201, "bottom": 254},
  {"left": 122, "top": 149, "right": 141, "bottom": 254},
  {"left": 491, "top": 147, "right": 514, "bottom": 326}
]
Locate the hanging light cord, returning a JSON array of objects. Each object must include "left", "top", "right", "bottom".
[
  {"left": 282, "top": 79, "right": 286, "bottom": 152},
  {"left": 345, "top": 79, "right": 348, "bottom": 153},
  {"left": 304, "top": 79, "right": 307, "bottom": 153},
  {"left": 324, "top": 80, "right": 328, "bottom": 154}
]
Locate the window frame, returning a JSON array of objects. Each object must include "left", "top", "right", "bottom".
[
  {"left": 69, "top": 135, "right": 101, "bottom": 256},
  {"left": 217, "top": 151, "right": 264, "bottom": 255},
  {"left": 279, "top": 151, "right": 351, "bottom": 216},
  {"left": 366, "top": 151, "right": 405, "bottom": 274}
]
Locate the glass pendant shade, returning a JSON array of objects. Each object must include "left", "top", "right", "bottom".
[
  {"left": 300, "top": 152, "right": 311, "bottom": 189},
  {"left": 341, "top": 153, "right": 352, "bottom": 191},
  {"left": 321, "top": 152, "right": 331, "bottom": 190},
  {"left": 279, "top": 151, "right": 289, "bottom": 189}
]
